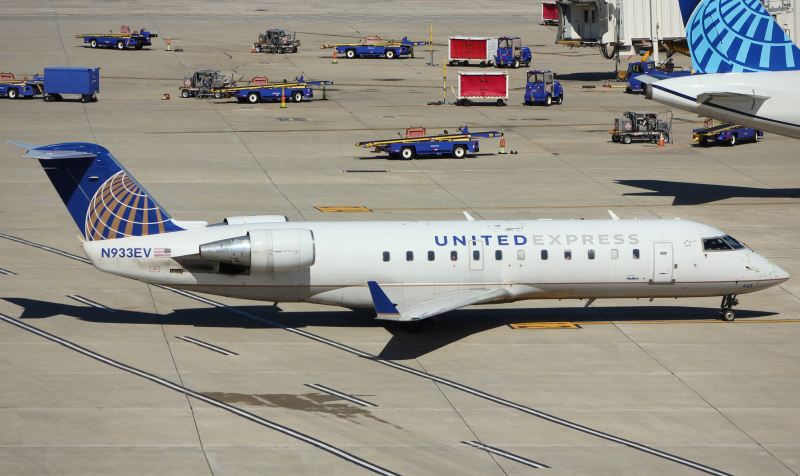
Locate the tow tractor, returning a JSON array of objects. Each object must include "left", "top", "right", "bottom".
[
  {"left": 610, "top": 111, "right": 673, "bottom": 144},
  {"left": 219, "top": 76, "right": 333, "bottom": 103},
  {"left": 179, "top": 70, "right": 231, "bottom": 99},
  {"left": 524, "top": 70, "right": 563, "bottom": 106},
  {"left": 0, "top": 73, "right": 43, "bottom": 99},
  {"left": 76, "top": 25, "right": 157, "bottom": 50},
  {"left": 320, "top": 36, "right": 427, "bottom": 59},
  {"left": 253, "top": 29, "right": 300, "bottom": 54},
  {"left": 494, "top": 37, "right": 532, "bottom": 68},
  {"left": 356, "top": 126, "right": 502, "bottom": 159},
  {"left": 693, "top": 122, "right": 762, "bottom": 146}
]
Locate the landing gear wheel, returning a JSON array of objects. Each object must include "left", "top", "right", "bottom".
[
  {"left": 346, "top": 49, "right": 356, "bottom": 59},
  {"left": 622, "top": 134, "right": 632, "bottom": 144},
  {"left": 555, "top": 94, "right": 563, "bottom": 105},
  {"left": 248, "top": 92, "right": 259, "bottom": 104},
  {"left": 402, "top": 320, "right": 424, "bottom": 333},
  {"left": 400, "top": 147, "right": 415, "bottom": 160},
  {"left": 720, "top": 309, "right": 736, "bottom": 321},
  {"left": 291, "top": 91, "right": 302, "bottom": 103},
  {"left": 452, "top": 145, "right": 466, "bottom": 159},
  {"left": 90, "top": 39, "right": 98, "bottom": 48},
  {"left": 385, "top": 49, "right": 396, "bottom": 59},
  {"left": 544, "top": 94, "right": 552, "bottom": 106},
  {"left": 7, "top": 88, "right": 18, "bottom": 99},
  {"left": 181, "top": 89, "right": 190, "bottom": 98},
  {"left": 117, "top": 40, "right": 125, "bottom": 50},
  {"left": 718, "top": 295, "right": 739, "bottom": 321}
]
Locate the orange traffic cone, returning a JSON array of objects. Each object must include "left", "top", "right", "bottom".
[
  {"left": 659, "top": 133, "right": 664, "bottom": 146},
  {"left": 332, "top": 50, "right": 338, "bottom": 64},
  {"left": 252, "top": 44, "right": 256, "bottom": 53},
  {"left": 280, "top": 88, "right": 286, "bottom": 108}
]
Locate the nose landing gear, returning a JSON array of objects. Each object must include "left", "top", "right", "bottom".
[{"left": 719, "top": 295, "right": 739, "bottom": 321}]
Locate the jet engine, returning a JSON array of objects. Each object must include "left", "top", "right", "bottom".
[
  {"left": 199, "top": 229, "right": 314, "bottom": 272},
  {"left": 223, "top": 215, "right": 288, "bottom": 225}
]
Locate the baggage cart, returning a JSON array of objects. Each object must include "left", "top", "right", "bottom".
[
  {"left": 448, "top": 37, "right": 498, "bottom": 66},
  {"left": 456, "top": 71, "right": 509, "bottom": 106},
  {"left": 542, "top": 2, "right": 558, "bottom": 25}
]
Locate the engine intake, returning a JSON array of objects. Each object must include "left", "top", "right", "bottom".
[{"left": 199, "top": 229, "right": 314, "bottom": 272}]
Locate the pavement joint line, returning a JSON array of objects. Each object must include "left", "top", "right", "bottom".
[
  {"left": 0, "top": 232, "right": 742, "bottom": 476},
  {"left": 0, "top": 267, "right": 16, "bottom": 275},
  {"left": 0, "top": 312, "right": 400, "bottom": 476},
  {"left": 0, "top": 233, "right": 91, "bottom": 264},
  {"left": 461, "top": 441, "right": 549, "bottom": 469},
  {"left": 176, "top": 336, "right": 238, "bottom": 355},
  {"left": 66, "top": 295, "right": 116, "bottom": 313},
  {"left": 305, "top": 383, "right": 377, "bottom": 407}
]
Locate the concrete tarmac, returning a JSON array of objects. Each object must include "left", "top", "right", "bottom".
[{"left": 1, "top": 1, "right": 799, "bottom": 475}]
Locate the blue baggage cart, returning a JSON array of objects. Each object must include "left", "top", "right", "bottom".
[{"left": 43, "top": 67, "right": 100, "bottom": 102}]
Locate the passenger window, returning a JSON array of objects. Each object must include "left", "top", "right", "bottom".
[
  {"left": 541, "top": 250, "right": 548, "bottom": 260},
  {"left": 633, "top": 249, "right": 640, "bottom": 259},
  {"left": 473, "top": 250, "right": 480, "bottom": 261},
  {"left": 428, "top": 251, "right": 435, "bottom": 261},
  {"left": 517, "top": 250, "right": 525, "bottom": 260},
  {"left": 611, "top": 249, "right": 619, "bottom": 259},
  {"left": 382, "top": 251, "right": 390, "bottom": 262},
  {"left": 406, "top": 251, "right": 414, "bottom": 261},
  {"left": 588, "top": 249, "right": 595, "bottom": 260},
  {"left": 495, "top": 250, "right": 503, "bottom": 260},
  {"left": 704, "top": 237, "right": 733, "bottom": 251},
  {"left": 451, "top": 251, "right": 458, "bottom": 261},
  {"left": 564, "top": 250, "right": 572, "bottom": 260}
]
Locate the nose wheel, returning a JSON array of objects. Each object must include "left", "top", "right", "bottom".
[{"left": 719, "top": 295, "right": 739, "bottom": 321}]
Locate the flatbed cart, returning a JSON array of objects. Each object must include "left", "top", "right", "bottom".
[
  {"left": 610, "top": 111, "right": 673, "bottom": 144},
  {"left": 0, "top": 73, "right": 44, "bottom": 99},
  {"left": 320, "top": 36, "right": 427, "bottom": 59},
  {"left": 218, "top": 76, "right": 333, "bottom": 103},
  {"left": 693, "top": 123, "right": 762, "bottom": 146},
  {"left": 76, "top": 25, "right": 157, "bottom": 50},
  {"left": 355, "top": 126, "right": 502, "bottom": 159}
]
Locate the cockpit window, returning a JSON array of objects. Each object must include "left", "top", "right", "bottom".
[
  {"left": 703, "top": 236, "right": 741, "bottom": 251},
  {"left": 722, "top": 235, "right": 745, "bottom": 249}
]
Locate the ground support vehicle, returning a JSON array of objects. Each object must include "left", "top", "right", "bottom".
[
  {"left": 76, "top": 25, "right": 157, "bottom": 50},
  {"left": 356, "top": 126, "right": 502, "bottom": 159},
  {"left": 220, "top": 76, "right": 333, "bottom": 104},
  {"left": 524, "top": 70, "right": 563, "bottom": 105},
  {"left": 494, "top": 37, "right": 532, "bottom": 68},
  {"left": 625, "top": 60, "right": 693, "bottom": 93},
  {"left": 179, "top": 70, "right": 231, "bottom": 99},
  {"left": 693, "top": 123, "right": 762, "bottom": 146},
  {"left": 610, "top": 111, "right": 673, "bottom": 144},
  {"left": 542, "top": 2, "right": 558, "bottom": 25},
  {"left": 321, "top": 36, "right": 427, "bottom": 59},
  {"left": 253, "top": 29, "right": 300, "bottom": 53},
  {"left": 42, "top": 67, "right": 99, "bottom": 102},
  {"left": 0, "top": 73, "right": 44, "bottom": 99},
  {"left": 448, "top": 37, "right": 499, "bottom": 66},
  {"left": 456, "top": 71, "right": 509, "bottom": 106}
]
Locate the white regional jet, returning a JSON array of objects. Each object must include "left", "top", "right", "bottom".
[
  {"left": 645, "top": 0, "right": 800, "bottom": 139},
  {"left": 9, "top": 141, "right": 788, "bottom": 331}
]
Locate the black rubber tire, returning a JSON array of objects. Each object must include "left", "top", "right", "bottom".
[
  {"left": 44, "top": 95, "right": 51, "bottom": 102},
  {"left": 291, "top": 91, "right": 302, "bottom": 103},
  {"left": 556, "top": 94, "right": 563, "bottom": 105},
  {"left": 699, "top": 138, "right": 708, "bottom": 147},
  {"left": 7, "top": 88, "right": 18, "bottom": 99},
  {"left": 513, "top": 58, "right": 520, "bottom": 68},
  {"left": 292, "top": 46, "right": 297, "bottom": 53},
  {"left": 496, "top": 99, "right": 505, "bottom": 106},
  {"left": 623, "top": 135, "right": 632, "bottom": 144},
  {"left": 401, "top": 147, "right": 415, "bottom": 160},
  {"left": 214, "top": 91, "right": 222, "bottom": 99},
  {"left": 81, "top": 95, "right": 89, "bottom": 103},
  {"left": 255, "top": 45, "right": 261, "bottom": 53},
  {"left": 720, "top": 309, "right": 735, "bottom": 321},
  {"left": 248, "top": 92, "right": 259, "bottom": 104},
  {"left": 54, "top": 94, "right": 63, "bottom": 101},
  {"left": 181, "top": 89, "right": 190, "bottom": 98},
  {"left": 90, "top": 39, "right": 98, "bottom": 48},
  {"left": 346, "top": 49, "right": 356, "bottom": 59},
  {"left": 754, "top": 132, "right": 760, "bottom": 143},
  {"left": 385, "top": 49, "right": 396, "bottom": 59},
  {"left": 452, "top": 145, "right": 467, "bottom": 159},
  {"left": 612, "top": 135, "right": 620, "bottom": 142},
  {"left": 728, "top": 134, "right": 737, "bottom": 146},
  {"left": 544, "top": 94, "right": 552, "bottom": 106},
  {"left": 402, "top": 320, "right": 425, "bottom": 333},
  {"left": 524, "top": 100, "right": 532, "bottom": 106},
  {"left": 117, "top": 41, "right": 125, "bottom": 50}
]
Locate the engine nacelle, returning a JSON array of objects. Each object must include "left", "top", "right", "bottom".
[
  {"left": 199, "top": 229, "right": 314, "bottom": 272},
  {"left": 223, "top": 215, "right": 288, "bottom": 225}
]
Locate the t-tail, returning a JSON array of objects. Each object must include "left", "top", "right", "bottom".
[
  {"left": 686, "top": 0, "right": 800, "bottom": 73},
  {"left": 6, "top": 142, "right": 186, "bottom": 241}
]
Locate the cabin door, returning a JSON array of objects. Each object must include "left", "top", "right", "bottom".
[
  {"left": 652, "top": 242, "right": 674, "bottom": 284},
  {"left": 469, "top": 238, "right": 484, "bottom": 271}
]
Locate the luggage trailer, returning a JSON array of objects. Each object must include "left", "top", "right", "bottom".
[
  {"left": 456, "top": 71, "right": 509, "bottom": 106},
  {"left": 218, "top": 76, "right": 333, "bottom": 103},
  {"left": 356, "top": 126, "right": 502, "bottom": 159},
  {"left": 0, "top": 73, "right": 44, "bottom": 99},
  {"left": 320, "top": 36, "right": 427, "bottom": 59},
  {"left": 76, "top": 25, "right": 157, "bottom": 50}
]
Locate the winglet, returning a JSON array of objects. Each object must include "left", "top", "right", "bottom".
[
  {"left": 366, "top": 281, "right": 401, "bottom": 319},
  {"left": 463, "top": 211, "right": 476, "bottom": 221},
  {"left": 608, "top": 210, "right": 620, "bottom": 220}
]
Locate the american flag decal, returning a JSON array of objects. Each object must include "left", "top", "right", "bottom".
[{"left": 154, "top": 248, "right": 171, "bottom": 258}]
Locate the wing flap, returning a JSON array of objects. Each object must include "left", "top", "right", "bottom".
[{"left": 697, "top": 91, "right": 770, "bottom": 104}]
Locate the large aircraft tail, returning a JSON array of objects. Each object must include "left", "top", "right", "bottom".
[
  {"left": 7, "top": 142, "right": 185, "bottom": 241},
  {"left": 687, "top": 0, "right": 800, "bottom": 73}
]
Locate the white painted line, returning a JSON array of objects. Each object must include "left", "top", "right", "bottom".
[
  {"left": 176, "top": 336, "right": 237, "bottom": 355},
  {"left": 0, "top": 267, "right": 16, "bottom": 275},
  {"left": 462, "top": 441, "right": 549, "bottom": 469},
  {"left": 66, "top": 295, "right": 116, "bottom": 312},
  {"left": 0, "top": 312, "right": 400, "bottom": 476},
  {"left": 0, "top": 233, "right": 91, "bottom": 264},
  {"left": 305, "top": 384, "right": 376, "bottom": 407}
]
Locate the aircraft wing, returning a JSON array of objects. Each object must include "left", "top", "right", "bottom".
[
  {"left": 696, "top": 91, "right": 770, "bottom": 105},
  {"left": 367, "top": 281, "right": 510, "bottom": 322},
  {"left": 5, "top": 141, "right": 42, "bottom": 150}
]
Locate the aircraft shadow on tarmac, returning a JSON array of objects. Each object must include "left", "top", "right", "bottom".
[
  {"left": 2, "top": 298, "right": 777, "bottom": 360},
  {"left": 616, "top": 179, "right": 800, "bottom": 206}
]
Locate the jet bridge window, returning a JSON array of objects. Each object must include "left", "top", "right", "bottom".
[
  {"left": 382, "top": 252, "right": 390, "bottom": 262},
  {"left": 406, "top": 251, "right": 414, "bottom": 261},
  {"left": 564, "top": 249, "right": 572, "bottom": 260},
  {"left": 495, "top": 250, "right": 503, "bottom": 260},
  {"left": 451, "top": 251, "right": 458, "bottom": 261},
  {"left": 633, "top": 249, "right": 640, "bottom": 259},
  {"left": 428, "top": 251, "right": 435, "bottom": 261},
  {"left": 588, "top": 249, "right": 595, "bottom": 260}
]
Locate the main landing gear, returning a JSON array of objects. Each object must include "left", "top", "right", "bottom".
[{"left": 719, "top": 294, "right": 739, "bottom": 321}]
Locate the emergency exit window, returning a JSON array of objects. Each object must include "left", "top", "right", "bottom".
[
  {"left": 633, "top": 249, "right": 640, "bottom": 259},
  {"left": 382, "top": 252, "right": 390, "bottom": 262}
]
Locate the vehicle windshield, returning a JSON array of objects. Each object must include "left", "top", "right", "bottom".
[
  {"left": 703, "top": 235, "right": 746, "bottom": 251},
  {"left": 527, "top": 72, "right": 543, "bottom": 83},
  {"left": 499, "top": 39, "right": 513, "bottom": 48},
  {"left": 629, "top": 64, "right": 644, "bottom": 74}
]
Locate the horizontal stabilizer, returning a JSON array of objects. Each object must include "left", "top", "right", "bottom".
[
  {"left": 24, "top": 149, "right": 97, "bottom": 160},
  {"left": 367, "top": 281, "right": 510, "bottom": 322},
  {"left": 5, "top": 141, "right": 42, "bottom": 150},
  {"left": 697, "top": 92, "right": 771, "bottom": 104}
]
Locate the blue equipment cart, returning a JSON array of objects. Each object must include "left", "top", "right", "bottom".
[
  {"left": 356, "top": 126, "right": 502, "bottom": 159},
  {"left": 0, "top": 73, "right": 44, "bottom": 99},
  {"left": 494, "top": 37, "right": 532, "bottom": 68},
  {"left": 524, "top": 70, "right": 563, "bottom": 106},
  {"left": 76, "top": 25, "right": 157, "bottom": 50},
  {"left": 219, "top": 76, "right": 332, "bottom": 103},
  {"left": 43, "top": 67, "right": 100, "bottom": 103},
  {"left": 320, "top": 36, "right": 426, "bottom": 59}
]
